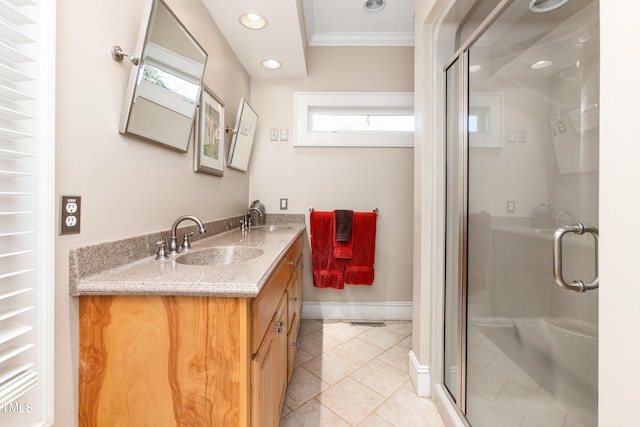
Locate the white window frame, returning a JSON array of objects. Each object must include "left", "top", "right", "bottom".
[{"left": 293, "top": 92, "right": 414, "bottom": 147}]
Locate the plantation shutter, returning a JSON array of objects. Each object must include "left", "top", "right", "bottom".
[{"left": 0, "top": 0, "right": 54, "bottom": 425}]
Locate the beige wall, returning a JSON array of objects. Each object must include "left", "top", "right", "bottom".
[
  {"left": 599, "top": 2, "right": 640, "bottom": 423},
  {"left": 249, "top": 46, "right": 415, "bottom": 304},
  {"left": 54, "top": 0, "right": 250, "bottom": 424}
]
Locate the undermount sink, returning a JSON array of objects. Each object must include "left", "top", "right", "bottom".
[
  {"left": 250, "top": 225, "right": 292, "bottom": 232},
  {"left": 176, "top": 246, "right": 264, "bottom": 266}
]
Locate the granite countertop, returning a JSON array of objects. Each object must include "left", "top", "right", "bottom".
[{"left": 73, "top": 223, "right": 305, "bottom": 297}]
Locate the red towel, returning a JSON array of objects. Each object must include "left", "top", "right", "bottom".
[
  {"left": 310, "top": 211, "right": 346, "bottom": 289},
  {"left": 345, "top": 212, "right": 377, "bottom": 285}
]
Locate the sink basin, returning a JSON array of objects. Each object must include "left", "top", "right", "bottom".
[
  {"left": 250, "top": 225, "right": 292, "bottom": 232},
  {"left": 176, "top": 246, "right": 264, "bottom": 266}
]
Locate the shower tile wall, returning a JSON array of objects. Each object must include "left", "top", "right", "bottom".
[{"left": 490, "top": 228, "right": 597, "bottom": 324}]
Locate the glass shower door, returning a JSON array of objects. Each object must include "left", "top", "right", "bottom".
[{"left": 449, "top": 1, "right": 600, "bottom": 426}]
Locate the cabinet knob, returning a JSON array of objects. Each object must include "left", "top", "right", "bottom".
[
  {"left": 274, "top": 320, "right": 285, "bottom": 334},
  {"left": 291, "top": 342, "right": 300, "bottom": 347},
  {"left": 290, "top": 296, "right": 298, "bottom": 302},
  {"left": 288, "top": 260, "right": 296, "bottom": 266}
]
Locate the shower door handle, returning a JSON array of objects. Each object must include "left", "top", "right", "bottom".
[{"left": 552, "top": 223, "right": 599, "bottom": 292}]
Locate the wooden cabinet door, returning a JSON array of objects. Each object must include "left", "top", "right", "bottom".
[
  {"left": 274, "top": 297, "right": 288, "bottom": 415},
  {"left": 251, "top": 296, "right": 287, "bottom": 427},
  {"left": 286, "top": 251, "right": 303, "bottom": 380}
]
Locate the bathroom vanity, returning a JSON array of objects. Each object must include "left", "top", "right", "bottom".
[{"left": 74, "top": 224, "right": 304, "bottom": 427}]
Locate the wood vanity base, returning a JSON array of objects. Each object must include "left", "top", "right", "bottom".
[
  {"left": 78, "top": 234, "right": 303, "bottom": 427},
  {"left": 79, "top": 295, "right": 250, "bottom": 427}
]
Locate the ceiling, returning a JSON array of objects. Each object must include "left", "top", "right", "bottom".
[{"left": 201, "top": 0, "right": 415, "bottom": 79}]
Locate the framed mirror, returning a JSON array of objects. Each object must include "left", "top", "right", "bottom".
[
  {"left": 119, "top": 0, "right": 207, "bottom": 151},
  {"left": 227, "top": 99, "right": 258, "bottom": 172}
]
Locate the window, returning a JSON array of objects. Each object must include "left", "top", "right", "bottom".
[
  {"left": 294, "top": 92, "right": 414, "bottom": 147},
  {"left": 0, "top": 0, "right": 54, "bottom": 425}
]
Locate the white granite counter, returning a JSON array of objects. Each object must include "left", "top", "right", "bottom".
[{"left": 71, "top": 223, "right": 305, "bottom": 297}]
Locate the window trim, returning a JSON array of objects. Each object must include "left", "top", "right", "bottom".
[
  {"left": 0, "top": 0, "right": 55, "bottom": 424},
  {"left": 293, "top": 92, "right": 414, "bottom": 147}
]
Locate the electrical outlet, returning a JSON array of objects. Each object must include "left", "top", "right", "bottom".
[
  {"left": 280, "top": 198, "right": 288, "bottom": 210},
  {"left": 60, "top": 195, "right": 81, "bottom": 235},
  {"left": 270, "top": 128, "right": 279, "bottom": 141},
  {"left": 280, "top": 128, "right": 288, "bottom": 141}
]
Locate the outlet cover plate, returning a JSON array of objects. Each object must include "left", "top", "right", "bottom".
[{"left": 60, "top": 195, "right": 81, "bottom": 235}]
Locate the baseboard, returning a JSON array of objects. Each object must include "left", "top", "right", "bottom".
[
  {"left": 301, "top": 301, "right": 412, "bottom": 321},
  {"left": 409, "top": 350, "right": 431, "bottom": 397}
]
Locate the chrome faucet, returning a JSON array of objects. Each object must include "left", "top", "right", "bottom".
[
  {"left": 168, "top": 215, "right": 206, "bottom": 254},
  {"left": 242, "top": 207, "right": 264, "bottom": 231}
]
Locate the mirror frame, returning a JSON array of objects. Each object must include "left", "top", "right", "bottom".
[
  {"left": 118, "top": 0, "right": 207, "bottom": 151},
  {"left": 227, "top": 99, "right": 259, "bottom": 172}
]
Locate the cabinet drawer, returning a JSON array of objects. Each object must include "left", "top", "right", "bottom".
[
  {"left": 285, "top": 237, "right": 303, "bottom": 276},
  {"left": 251, "top": 259, "right": 289, "bottom": 354}
]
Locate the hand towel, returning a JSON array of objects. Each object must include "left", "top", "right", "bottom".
[
  {"left": 310, "top": 211, "right": 345, "bottom": 289},
  {"left": 333, "top": 211, "right": 354, "bottom": 259},
  {"left": 334, "top": 210, "right": 353, "bottom": 242},
  {"left": 345, "top": 212, "right": 377, "bottom": 285}
]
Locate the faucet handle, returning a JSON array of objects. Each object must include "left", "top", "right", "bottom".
[
  {"left": 155, "top": 240, "right": 168, "bottom": 259},
  {"left": 181, "top": 232, "right": 194, "bottom": 250}
]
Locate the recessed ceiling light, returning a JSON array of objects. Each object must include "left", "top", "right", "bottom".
[
  {"left": 239, "top": 12, "right": 267, "bottom": 30},
  {"left": 261, "top": 59, "right": 281, "bottom": 69},
  {"left": 529, "top": 0, "right": 568, "bottom": 13},
  {"left": 469, "top": 64, "right": 482, "bottom": 73},
  {"left": 530, "top": 59, "right": 554, "bottom": 70},
  {"left": 364, "top": 0, "right": 386, "bottom": 13}
]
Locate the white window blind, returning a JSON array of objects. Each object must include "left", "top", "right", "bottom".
[{"left": 0, "top": 0, "right": 54, "bottom": 425}]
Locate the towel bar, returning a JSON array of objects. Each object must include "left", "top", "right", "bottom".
[{"left": 309, "top": 207, "right": 379, "bottom": 215}]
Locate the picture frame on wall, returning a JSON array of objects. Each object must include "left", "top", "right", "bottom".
[
  {"left": 194, "top": 86, "right": 225, "bottom": 176},
  {"left": 227, "top": 98, "right": 259, "bottom": 172}
]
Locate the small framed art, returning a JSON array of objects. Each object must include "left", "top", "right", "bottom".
[{"left": 194, "top": 86, "right": 225, "bottom": 176}]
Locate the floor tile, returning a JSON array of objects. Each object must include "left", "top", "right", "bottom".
[
  {"left": 303, "top": 350, "right": 361, "bottom": 385},
  {"left": 333, "top": 336, "right": 386, "bottom": 365},
  {"left": 298, "top": 328, "right": 343, "bottom": 357},
  {"left": 358, "top": 326, "right": 406, "bottom": 350},
  {"left": 279, "top": 399, "right": 350, "bottom": 427},
  {"left": 495, "top": 381, "right": 567, "bottom": 427},
  {"left": 284, "top": 366, "right": 330, "bottom": 410},
  {"left": 357, "top": 413, "right": 395, "bottom": 426},
  {"left": 350, "top": 358, "right": 408, "bottom": 398},
  {"left": 376, "top": 343, "right": 411, "bottom": 373},
  {"left": 375, "top": 382, "right": 445, "bottom": 427},
  {"left": 322, "top": 321, "right": 372, "bottom": 342},
  {"left": 317, "top": 377, "right": 386, "bottom": 425},
  {"left": 300, "top": 319, "right": 324, "bottom": 336},
  {"left": 281, "top": 320, "right": 445, "bottom": 427}
]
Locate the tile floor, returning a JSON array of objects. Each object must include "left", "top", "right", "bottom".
[
  {"left": 465, "top": 325, "right": 597, "bottom": 427},
  {"left": 279, "top": 319, "right": 445, "bottom": 427}
]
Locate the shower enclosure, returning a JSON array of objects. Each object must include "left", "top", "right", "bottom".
[{"left": 442, "top": 0, "right": 599, "bottom": 426}]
